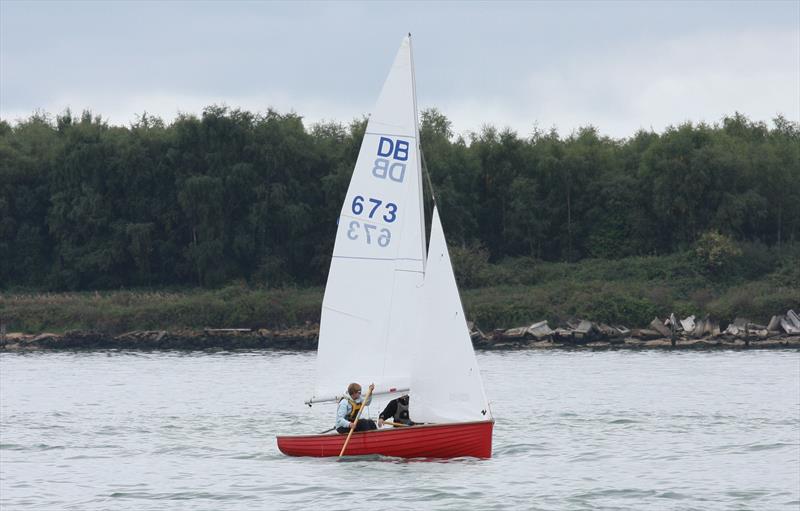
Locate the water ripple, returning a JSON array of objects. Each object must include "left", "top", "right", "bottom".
[
  {"left": 1, "top": 350, "right": 798, "bottom": 510},
  {"left": 109, "top": 491, "right": 258, "bottom": 501}
]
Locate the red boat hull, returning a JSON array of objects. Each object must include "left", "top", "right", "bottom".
[{"left": 277, "top": 420, "right": 493, "bottom": 459}]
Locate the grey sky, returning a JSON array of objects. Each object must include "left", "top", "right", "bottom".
[{"left": 1, "top": 0, "right": 798, "bottom": 139}]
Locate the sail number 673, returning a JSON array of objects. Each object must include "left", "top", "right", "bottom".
[
  {"left": 351, "top": 195, "right": 397, "bottom": 223},
  {"left": 347, "top": 221, "right": 391, "bottom": 247}
]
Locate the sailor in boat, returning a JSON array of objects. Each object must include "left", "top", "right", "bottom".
[
  {"left": 335, "top": 383, "right": 378, "bottom": 434},
  {"left": 378, "top": 394, "right": 415, "bottom": 427}
]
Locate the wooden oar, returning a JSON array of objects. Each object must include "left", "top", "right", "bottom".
[
  {"left": 382, "top": 421, "right": 410, "bottom": 427},
  {"left": 338, "top": 385, "right": 374, "bottom": 457}
]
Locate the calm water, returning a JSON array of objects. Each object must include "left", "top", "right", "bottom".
[{"left": 1, "top": 350, "right": 798, "bottom": 510}]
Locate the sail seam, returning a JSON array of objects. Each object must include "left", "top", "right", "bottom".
[
  {"left": 332, "top": 255, "right": 422, "bottom": 262},
  {"left": 339, "top": 212, "right": 395, "bottom": 225},
  {"left": 321, "top": 305, "right": 370, "bottom": 322},
  {"left": 364, "top": 131, "right": 417, "bottom": 140}
]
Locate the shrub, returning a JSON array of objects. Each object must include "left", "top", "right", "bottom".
[
  {"left": 449, "top": 242, "right": 490, "bottom": 288},
  {"left": 694, "top": 231, "right": 742, "bottom": 275}
]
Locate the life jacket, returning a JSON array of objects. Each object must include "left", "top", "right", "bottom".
[
  {"left": 395, "top": 398, "right": 410, "bottom": 423},
  {"left": 344, "top": 397, "right": 363, "bottom": 422}
]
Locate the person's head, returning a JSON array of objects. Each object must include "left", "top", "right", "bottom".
[
  {"left": 347, "top": 383, "right": 362, "bottom": 397},
  {"left": 399, "top": 394, "right": 409, "bottom": 405}
]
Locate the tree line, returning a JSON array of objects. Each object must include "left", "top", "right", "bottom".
[{"left": 1, "top": 107, "right": 797, "bottom": 290}]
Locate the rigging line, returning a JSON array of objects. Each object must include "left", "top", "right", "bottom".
[
  {"left": 420, "top": 145, "right": 436, "bottom": 262},
  {"left": 420, "top": 146, "right": 437, "bottom": 208}
]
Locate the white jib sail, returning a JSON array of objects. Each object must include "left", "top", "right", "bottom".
[
  {"left": 312, "top": 35, "right": 425, "bottom": 403},
  {"left": 410, "top": 207, "right": 490, "bottom": 423}
]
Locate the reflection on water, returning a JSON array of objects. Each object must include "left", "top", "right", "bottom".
[{"left": 1, "top": 350, "right": 798, "bottom": 510}]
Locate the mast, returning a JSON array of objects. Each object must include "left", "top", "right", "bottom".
[{"left": 408, "top": 33, "right": 427, "bottom": 269}]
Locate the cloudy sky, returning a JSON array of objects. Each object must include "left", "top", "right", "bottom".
[{"left": 1, "top": 0, "right": 798, "bottom": 139}]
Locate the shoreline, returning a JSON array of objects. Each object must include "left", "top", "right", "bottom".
[{"left": 2, "top": 328, "right": 798, "bottom": 352}]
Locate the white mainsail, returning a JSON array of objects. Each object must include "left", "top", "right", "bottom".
[
  {"left": 411, "top": 207, "right": 490, "bottom": 423},
  {"left": 311, "top": 36, "right": 425, "bottom": 403}
]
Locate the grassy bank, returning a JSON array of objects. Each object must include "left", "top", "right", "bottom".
[
  {"left": 2, "top": 245, "right": 798, "bottom": 334},
  {"left": 460, "top": 243, "right": 800, "bottom": 328},
  {"left": 0, "top": 287, "right": 324, "bottom": 335}
]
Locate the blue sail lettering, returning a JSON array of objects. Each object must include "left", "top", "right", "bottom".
[
  {"left": 393, "top": 140, "right": 409, "bottom": 161},
  {"left": 377, "top": 137, "right": 394, "bottom": 157},
  {"left": 376, "top": 137, "right": 409, "bottom": 161}
]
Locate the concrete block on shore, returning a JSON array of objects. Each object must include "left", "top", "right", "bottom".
[
  {"left": 526, "top": 321, "right": 553, "bottom": 340},
  {"left": 649, "top": 318, "right": 671, "bottom": 337}
]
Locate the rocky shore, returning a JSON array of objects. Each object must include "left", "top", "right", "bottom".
[
  {"left": 470, "top": 310, "right": 800, "bottom": 350},
  {"left": 2, "top": 311, "right": 799, "bottom": 351},
  {"left": 0, "top": 328, "right": 319, "bottom": 351}
]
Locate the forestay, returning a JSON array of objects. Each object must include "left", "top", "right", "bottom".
[{"left": 311, "top": 36, "right": 425, "bottom": 403}]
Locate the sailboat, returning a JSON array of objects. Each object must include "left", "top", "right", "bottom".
[{"left": 276, "top": 35, "right": 493, "bottom": 459}]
